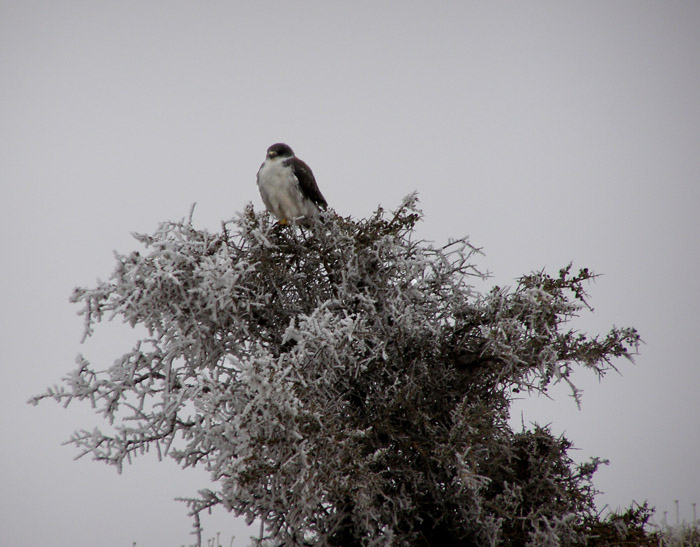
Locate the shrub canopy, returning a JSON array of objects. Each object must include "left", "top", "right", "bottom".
[{"left": 32, "top": 196, "right": 642, "bottom": 545}]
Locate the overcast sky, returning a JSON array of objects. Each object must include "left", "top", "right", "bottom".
[{"left": 2, "top": 1, "right": 699, "bottom": 545}]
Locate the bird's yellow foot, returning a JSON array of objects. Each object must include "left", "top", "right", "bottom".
[{"left": 278, "top": 218, "right": 288, "bottom": 226}]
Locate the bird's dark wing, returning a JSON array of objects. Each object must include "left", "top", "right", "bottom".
[{"left": 286, "top": 157, "right": 328, "bottom": 209}]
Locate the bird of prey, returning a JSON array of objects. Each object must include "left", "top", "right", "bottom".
[{"left": 256, "top": 143, "right": 328, "bottom": 225}]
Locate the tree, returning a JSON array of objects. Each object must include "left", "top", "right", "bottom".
[{"left": 32, "top": 195, "right": 645, "bottom": 545}]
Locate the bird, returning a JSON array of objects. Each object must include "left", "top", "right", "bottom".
[{"left": 256, "top": 143, "right": 328, "bottom": 225}]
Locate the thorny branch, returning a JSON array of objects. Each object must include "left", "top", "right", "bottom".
[{"left": 31, "top": 194, "right": 641, "bottom": 545}]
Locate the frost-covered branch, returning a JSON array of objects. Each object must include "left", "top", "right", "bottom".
[{"left": 31, "top": 194, "right": 643, "bottom": 545}]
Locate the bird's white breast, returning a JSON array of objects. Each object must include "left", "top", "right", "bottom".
[{"left": 257, "top": 159, "right": 319, "bottom": 222}]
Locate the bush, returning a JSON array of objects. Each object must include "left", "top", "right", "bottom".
[{"left": 33, "top": 196, "right": 648, "bottom": 545}]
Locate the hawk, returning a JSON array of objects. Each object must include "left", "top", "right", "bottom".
[{"left": 256, "top": 143, "right": 328, "bottom": 225}]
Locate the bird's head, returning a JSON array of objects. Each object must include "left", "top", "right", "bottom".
[{"left": 266, "top": 143, "right": 295, "bottom": 160}]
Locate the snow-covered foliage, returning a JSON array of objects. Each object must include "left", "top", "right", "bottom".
[
  {"left": 32, "top": 195, "right": 643, "bottom": 545},
  {"left": 658, "top": 516, "right": 700, "bottom": 547}
]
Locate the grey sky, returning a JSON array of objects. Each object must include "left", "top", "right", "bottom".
[{"left": 2, "top": 1, "right": 699, "bottom": 545}]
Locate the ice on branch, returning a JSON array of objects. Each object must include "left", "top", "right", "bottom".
[{"left": 31, "top": 195, "right": 642, "bottom": 545}]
